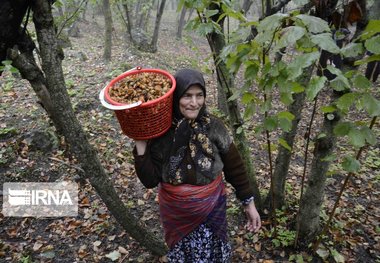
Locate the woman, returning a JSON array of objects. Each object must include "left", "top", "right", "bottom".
[{"left": 133, "top": 68, "right": 261, "bottom": 262}]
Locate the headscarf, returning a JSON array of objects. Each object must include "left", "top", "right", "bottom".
[
  {"left": 167, "top": 69, "right": 214, "bottom": 184},
  {"left": 172, "top": 68, "right": 206, "bottom": 120}
]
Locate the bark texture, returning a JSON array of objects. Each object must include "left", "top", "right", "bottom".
[
  {"left": 267, "top": 67, "right": 313, "bottom": 210},
  {"left": 102, "top": 0, "right": 113, "bottom": 62},
  {"left": 297, "top": 106, "right": 340, "bottom": 241},
  {"left": 206, "top": 4, "right": 262, "bottom": 208},
  {"left": 5, "top": 0, "right": 167, "bottom": 256},
  {"left": 150, "top": 0, "right": 166, "bottom": 52}
]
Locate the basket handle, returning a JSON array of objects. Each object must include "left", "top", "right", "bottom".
[
  {"left": 99, "top": 86, "right": 142, "bottom": 110},
  {"left": 99, "top": 66, "right": 143, "bottom": 110}
]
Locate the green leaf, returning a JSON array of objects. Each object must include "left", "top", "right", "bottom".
[
  {"left": 228, "top": 89, "right": 241, "bottom": 101},
  {"left": 278, "top": 117, "right": 292, "bottom": 132},
  {"left": 204, "top": 9, "right": 219, "bottom": 18},
  {"left": 360, "top": 20, "right": 380, "bottom": 41},
  {"left": 278, "top": 138, "right": 292, "bottom": 151},
  {"left": 241, "top": 92, "right": 255, "bottom": 104},
  {"left": 333, "top": 122, "right": 352, "bottom": 136},
  {"left": 330, "top": 75, "right": 351, "bottom": 91},
  {"left": 264, "top": 116, "right": 278, "bottom": 131},
  {"left": 244, "top": 103, "right": 255, "bottom": 119},
  {"left": 306, "top": 76, "right": 327, "bottom": 100},
  {"left": 311, "top": 33, "right": 340, "bottom": 54},
  {"left": 280, "top": 92, "right": 294, "bottom": 105},
  {"left": 341, "top": 42, "right": 364, "bottom": 58},
  {"left": 291, "top": 82, "right": 305, "bottom": 93},
  {"left": 365, "top": 35, "right": 380, "bottom": 54},
  {"left": 336, "top": 93, "right": 357, "bottom": 112},
  {"left": 244, "top": 61, "right": 259, "bottom": 80},
  {"left": 354, "top": 54, "right": 380, "bottom": 66},
  {"left": 276, "top": 26, "right": 306, "bottom": 50},
  {"left": 257, "top": 13, "right": 288, "bottom": 33},
  {"left": 197, "top": 22, "right": 217, "bottom": 36},
  {"left": 352, "top": 74, "right": 372, "bottom": 91},
  {"left": 321, "top": 105, "right": 336, "bottom": 113},
  {"left": 287, "top": 52, "right": 320, "bottom": 80},
  {"left": 278, "top": 111, "right": 295, "bottom": 121},
  {"left": 295, "top": 14, "right": 330, "bottom": 33},
  {"left": 330, "top": 249, "right": 345, "bottom": 263},
  {"left": 361, "top": 94, "right": 380, "bottom": 117},
  {"left": 361, "top": 126, "right": 377, "bottom": 145},
  {"left": 321, "top": 154, "right": 337, "bottom": 162},
  {"left": 342, "top": 156, "right": 360, "bottom": 173},
  {"left": 348, "top": 128, "right": 366, "bottom": 148},
  {"left": 326, "top": 65, "right": 342, "bottom": 76}
]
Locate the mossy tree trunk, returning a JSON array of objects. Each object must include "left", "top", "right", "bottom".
[
  {"left": 266, "top": 67, "right": 313, "bottom": 210},
  {"left": 5, "top": 0, "right": 167, "bottom": 256},
  {"left": 206, "top": 4, "right": 262, "bottom": 208},
  {"left": 297, "top": 92, "right": 340, "bottom": 241},
  {"left": 102, "top": 0, "right": 113, "bottom": 62}
]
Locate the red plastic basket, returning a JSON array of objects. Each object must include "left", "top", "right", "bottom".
[{"left": 103, "top": 67, "right": 176, "bottom": 140}]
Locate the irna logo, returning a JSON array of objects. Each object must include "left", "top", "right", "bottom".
[
  {"left": 8, "top": 189, "right": 73, "bottom": 206},
  {"left": 2, "top": 182, "right": 78, "bottom": 217}
]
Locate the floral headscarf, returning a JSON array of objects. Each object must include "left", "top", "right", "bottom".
[{"left": 167, "top": 69, "right": 214, "bottom": 184}]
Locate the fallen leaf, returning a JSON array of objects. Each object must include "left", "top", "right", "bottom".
[
  {"left": 108, "top": 235, "right": 116, "bottom": 241},
  {"left": 105, "top": 250, "right": 121, "bottom": 261},
  {"left": 33, "top": 241, "right": 43, "bottom": 251},
  {"left": 93, "top": 240, "right": 102, "bottom": 247},
  {"left": 254, "top": 243, "right": 261, "bottom": 251},
  {"left": 118, "top": 246, "right": 128, "bottom": 254}
]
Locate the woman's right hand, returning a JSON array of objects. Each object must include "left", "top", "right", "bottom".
[{"left": 135, "top": 140, "right": 148, "bottom": 155}]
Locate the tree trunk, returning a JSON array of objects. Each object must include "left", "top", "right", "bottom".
[
  {"left": 122, "top": 3, "right": 133, "bottom": 42},
  {"left": 102, "top": 0, "right": 113, "bottom": 62},
  {"left": 150, "top": 0, "right": 166, "bottom": 52},
  {"left": 0, "top": 0, "right": 29, "bottom": 68},
  {"left": 267, "top": 67, "right": 313, "bottom": 210},
  {"left": 186, "top": 8, "right": 194, "bottom": 23},
  {"left": 176, "top": 5, "right": 187, "bottom": 40},
  {"left": 368, "top": 0, "right": 380, "bottom": 19},
  {"left": 6, "top": 0, "right": 167, "bottom": 256},
  {"left": 206, "top": 5, "right": 262, "bottom": 208},
  {"left": 241, "top": 0, "right": 253, "bottom": 15},
  {"left": 297, "top": 93, "right": 340, "bottom": 241}
]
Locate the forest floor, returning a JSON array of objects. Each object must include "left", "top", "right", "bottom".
[{"left": 1, "top": 11, "right": 380, "bottom": 263}]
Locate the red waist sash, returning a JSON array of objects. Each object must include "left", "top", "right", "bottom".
[{"left": 158, "top": 175, "right": 225, "bottom": 248}]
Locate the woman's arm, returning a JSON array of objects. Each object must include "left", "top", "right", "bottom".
[
  {"left": 135, "top": 140, "right": 147, "bottom": 155},
  {"left": 244, "top": 201, "right": 261, "bottom": 232},
  {"left": 221, "top": 142, "right": 255, "bottom": 200},
  {"left": 133, "top": 140, "right": 161, "bottom": 188},
  {"left": 221, "top": 142, "right": 261, "bottom": 232}
]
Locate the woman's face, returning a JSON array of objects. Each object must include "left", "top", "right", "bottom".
[{"left": 179, "top": 85, "right": 205, "bottom": 120}]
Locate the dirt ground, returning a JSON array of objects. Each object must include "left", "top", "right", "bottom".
[{"left": 1, "top": 10, "right": 379, "bottom": 263}]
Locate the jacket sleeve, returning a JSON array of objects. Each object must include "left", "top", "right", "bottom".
[
  {"left": 221, "top": 142, "right": 255, "bottom": 201},
  {"left": 133, "top": 142, "right": 162, "bottom": 188}
]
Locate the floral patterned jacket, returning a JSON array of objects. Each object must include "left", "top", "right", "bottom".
[{"left": 133, "top": 115, "right": 255, "bottom": 201}]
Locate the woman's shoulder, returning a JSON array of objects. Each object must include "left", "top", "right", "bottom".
[
  {"left": 149, "top": 128, "right": 174, "bottom": 149},
  {"left": 208, "top": 114, "right": 232, "bottom": 152},
  {"left": 209, "top": 114, "right": 229, "bottom": 132}
]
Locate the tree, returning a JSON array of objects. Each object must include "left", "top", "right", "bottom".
[
  {"left": 150, "top": 0, "right": 166, "bottom": 52},
  {"left": 103, "top": 0, "right": 113, "bottom": 62},
  {"left": 176, "top": 5, "right": 187, "bottom": 40},
  {"left": 181, "top": 0, "right": 380, "bottom": 249},
  {"left": 118, "top": 0, "right": 166, "bottom": 53},
  {"left": 1, "top": 0, "right": 167, "bottom": 256}
]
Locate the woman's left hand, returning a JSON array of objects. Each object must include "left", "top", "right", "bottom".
[{"left": 244, "top": 201, "right": 261, "bottom": 233}]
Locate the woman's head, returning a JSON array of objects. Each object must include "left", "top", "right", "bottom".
[{"left": 173, "top": 69, "right": 206, "bottom": 120}]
